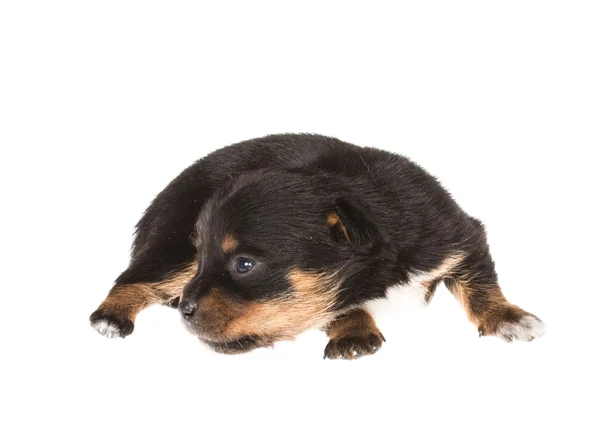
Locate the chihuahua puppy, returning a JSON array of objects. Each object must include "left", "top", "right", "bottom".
[{"left": 90, "top": 134, "right": 545, "bottom": 359}]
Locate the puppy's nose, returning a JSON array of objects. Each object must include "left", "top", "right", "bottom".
[{"left": 179, "top": 299, "right": 197, "bottom": 321}]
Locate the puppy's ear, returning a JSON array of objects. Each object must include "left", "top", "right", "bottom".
[{"left": 326, "top": 198, "right": 381, "bottom": 252}]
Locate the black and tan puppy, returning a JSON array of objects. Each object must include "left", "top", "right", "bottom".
[{"left": 90, "top": 134, "right": 545, "bottom": 359}]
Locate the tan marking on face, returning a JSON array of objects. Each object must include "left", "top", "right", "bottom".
[
  {"left": 97, "top": 262, "right": 198, "bottom": 322},
  {"left": 326, "top": 212, "right": 340, "bottom": 227},
  {"left": 196, "top": 269, "right": 341, "bottom": 343},
  {"left": 198, "top": 288, "right": 245, "bottom": 328},
  {"left": 221, "top": 233, "right": 239, "bottom": 254},
  {"left": 326, "top": 211, "right": 349, "bottom": 241}
]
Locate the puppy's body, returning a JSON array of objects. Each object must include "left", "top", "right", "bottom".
[{"left": 90, "top": 134, "right": 544, "bottom": 358}]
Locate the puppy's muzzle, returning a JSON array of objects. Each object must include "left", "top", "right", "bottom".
[{"left": 178, "top": 289, "right": 237, "bottom": 341}]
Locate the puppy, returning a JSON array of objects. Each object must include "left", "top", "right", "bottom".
[{"left": 90, "top": 134, "right": 545, "bottom": 359}]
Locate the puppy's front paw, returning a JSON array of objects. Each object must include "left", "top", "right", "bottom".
[
  {"left": 90, "top": 309, "right": 134, "bottom": 339},
  {"left": 324, "top": 332, "right": 385, "bottom": 360}
]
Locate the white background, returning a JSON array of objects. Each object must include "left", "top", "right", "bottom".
[{"left": 1, "top": 1, "right": 599, "bottom": 432}]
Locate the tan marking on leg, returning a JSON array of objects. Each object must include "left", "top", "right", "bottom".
[
  {"left": 441, "top": 251, "right": 544, "bottom": 341},
  {"left": 97, "top": 283, "right": 156, "bottom": 322},
  {"left": 446, "top": 275, "right": 533, "bottom": 337},
  {"left": 416, "top": 252, "right": 525, "bottom": 334},
  {"left": 324, "top": 308, "right": 385, "bottom": 359},
  {"left": 449, "top": 280, "right": 506, "bottom": 326},
  {"left": 420, "top": 253, "right": 466, "bottom": 303},
  {"left": 221, "top": 233, "right": 239, "bottom": 254},
  {"left": 97, "top": 262, "right": 198, "bottom": 322},
  {"left": 326, "top": 308, "right": 381, "bottom": 340}
]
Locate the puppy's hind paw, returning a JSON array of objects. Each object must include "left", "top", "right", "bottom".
[
  {"left": 495, "top": 314, "right": 546, "bottom": 342},
  {"left": 90, "top": 309, "right": 134, "bottom": 339},
  {"left": 479, "top": 308, "right": 546, "bottom": 343}
]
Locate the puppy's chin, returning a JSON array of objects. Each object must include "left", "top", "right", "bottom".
[
  {"left": 199, "top": 335, "right": 271, "bottom": 354},
  {"left": 181, "top": 322, "right": 268, "bottom": 353}
]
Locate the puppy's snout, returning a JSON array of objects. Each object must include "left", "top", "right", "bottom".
[
  {"left": 179, "top": 298, "right": 198, "bottom": 322},
  {"left": 178, "top": 286, "right": 247, "bottom": 341}
]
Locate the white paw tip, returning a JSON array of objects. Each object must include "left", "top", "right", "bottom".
[
  {"left": 496, "top": 315, "right": 546, "bottom": 342},
  {"left": 91, "top": 319, "right": 122, "bottom": 339}
]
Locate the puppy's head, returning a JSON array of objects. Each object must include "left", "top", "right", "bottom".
[{"left": 178, "top": 170, "right": 382, "bottom": 353}]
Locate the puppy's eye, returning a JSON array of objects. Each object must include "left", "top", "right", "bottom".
[{"left": 234, "top": 257, "right": 255, "bottom": 273}]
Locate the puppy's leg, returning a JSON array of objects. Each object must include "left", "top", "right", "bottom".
[
  {"left": 90, "top": 168, "right": 207, "bottom": 338},
  {"left": 324, "top": 308, "right": 385, "bottom": 360},
  {"left": 445, "top": 249, "right": 545, "bottom": 342},
  {"left": 90, "top": 262, "right": 197, "bottom": 338}
]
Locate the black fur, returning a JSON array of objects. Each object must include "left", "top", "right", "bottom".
[
  {"left": 90, "top": 133, "right": 544, "bottom": 355},
  {"left": 128, "top": 134, "right": 479, "bottom": 297}
]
